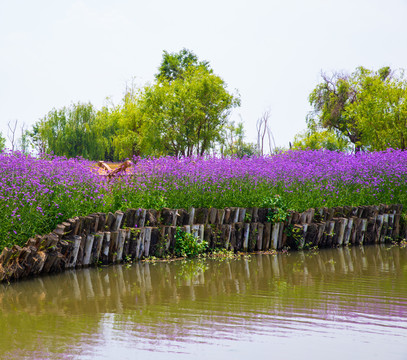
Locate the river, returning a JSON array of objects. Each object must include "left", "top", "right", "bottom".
[{"left": 0, "top": 244, "right": 406, "bottom": 359}]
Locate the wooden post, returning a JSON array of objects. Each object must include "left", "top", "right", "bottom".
[
  {"left": 230, "top": 207, "right": 239, "bottom": 224},
  {"left": 271, "top": 223, "right": 280, "bottom": 249},
  {"left": 138, "top": 209, "right": 147, "bottom": 227},
  {"left": 343, "top": 218, "right": 353, "bottom": 246},
  {"left": 82, "top": 234, "right": 94, "bottom": 266},
  {"left": 222, "top": 224, "right": 232, "bottom": 249},
  {"left": 109, "top": 231, "right": 119, "bottom": 262},
  {"left": 66, "top": 236, "right": 82, "bottom": 268},
  {"left": 106, "top": 212, "right": 116, "bottom": 230},
  {"left": 135, "top": 228, "right": 145, "bottom": 260},
  {"left": 216, "top": 209, "right": 225, "bottom": 225},
  {"left": 248, "top": 223, "right": 258, "bottom": 252},
  {"left": 238, "top": 208, "right": 247, "bottom": 223},
  {"left": 375, "top": 215, "right": 384, "bottom": 243},
  {"left": 123, "top": 208, "right": 133, "bottom": 228},
  {"left": 316, "top": 222, "right": 326, "bottom": 247},
  {"left": 380, "top": 214, "right": 389, "bottom": 243},
  {"left": 263, "top": 222, "right": 272, "bottom": 250},
  {"left": 208, "top": 208, "right": 217, "bottom": 224},
  {"left": 144, "top": 227, "right": 152, "bottom": 257},
  {"left": 195, "top": 208, "right": 209, "bottom": 224},
  {"left": 256, "top": 223, "right": 264, "bottom": 251},
  {"left": 223, "top": 208, "right": 231, "bottom": 224},
  {"left": 188, "top": 207, "right": 195, "bottom": 226},
  {"left": 122, "top": 228, "right": 131, "bottom": 258},
  {"left": 113, "top": 211, "right": 124, "bottom": 231},
  {"left": 234, "top": 222, "right": 244, "bottom": 251},
  {"left": 116, "top": 229, "right": 127, "bottom": 262},
  {"left": 336, "top": 218, "right": 348, "bottom": 246},
  {"left": 243, "top": 223, "right": 250, "bottom": 251},
  {"left": 93, "top": 232, "right": 104, "bottom": 264},
  {"left": 146, "top": 209, "right": 159, "bottom": 227},
  {"left": 101, "top": 232, "right": 111, "bottom": 264}
]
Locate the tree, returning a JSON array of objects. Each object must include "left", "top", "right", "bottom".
[
  {"left": 221, "top": 120, "right": 257, "bottom": 157},
  {"left": 256, "top": 110, "right": 276, "bottom": 155},
  {"left": 7, "top": 120, "right": 18, "bottom": 151},
  {"left": 156, "top": 48, "right": 211, "bottom": 82},
  {"left": 114, "top": 50, "right": 240, "bottom": 158},
  {"left": 345, "top": 68, "right": 407, "bottom": 150},
  {"left": 308, "top": 66, "right": 407, "bottom": 152},
  {"left": 292, "top": 126, "right": 351, "bottom": 151},
  {"left": 139, "top": 65, "right": 239, "bottom": 157},
  {"left": 0, "top": 132, "right": 5, "bottom": 152},
  {"left": 31, "top": 102, "right": 109, "bottom": 160},
  {"left": 111, "top": 86, "right": 143, "bottom": 159},
  {"left": 26, "top": 120, "right": 47, "bottom": 154}
]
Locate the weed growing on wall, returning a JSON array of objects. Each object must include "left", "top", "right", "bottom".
[{"left": 174, "top": 228, "right": 208, "bottom": 258}]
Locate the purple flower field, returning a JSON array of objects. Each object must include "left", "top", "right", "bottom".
[
  {"left": 0, "top": 152, "right": 107, "bottom": 249},
  {"left": 1, "top": 149, "right": 407, "bottom": 249}
]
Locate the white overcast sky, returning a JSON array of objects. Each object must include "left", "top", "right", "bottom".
[{"left": 1, "top": 0, "right": 406, "bottom": 150}]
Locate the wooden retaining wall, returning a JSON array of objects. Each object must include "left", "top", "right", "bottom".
[{"left": 0, "top": 204, "right": 403, "bottom": 282}]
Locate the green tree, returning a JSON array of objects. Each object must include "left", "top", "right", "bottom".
[
  {"left": 345, "top": 68, "right": 407, "bottom": 150},
  {"left": 111, "top": 86, "right": 143, "bottom": 159},
  {"left": 31, "top": 102, "right": 110, "bottom": 160},
  {"left": 0, "top": 132, "right": 5, "bottom": 152},
  {"left": 309, "top": 70, "right": 362, "bottom": 151},
  {"left": 139, "top": 65, "right": 240, "bottom": 157},
  {"left": 156, "top": 48, "right": 210, "bottom": 82},
  {"left": 308, "top": 66, "right": 407, "bottom": 152},
  {"left": 221, "top": 121, "right": 257, "bottom": 157},
  {"left": 292, "top": 125, "right": 351, "bottom": 151}
]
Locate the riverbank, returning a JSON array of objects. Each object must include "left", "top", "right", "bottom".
[{"left": 0, "top": 204, "right": 403, "bottom": 282}]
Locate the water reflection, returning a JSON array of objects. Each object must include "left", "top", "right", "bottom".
[{"left": 0, "top": 245, "right": 407, "bottom": 359}]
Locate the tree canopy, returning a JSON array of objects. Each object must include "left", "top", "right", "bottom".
[
  {"left": 0, "top": 132, "right": 5, "bottom": 152},
  {"left": 29, "top": 102, "right": 111, "bottom": 159},
  {"left": 307, "top": 66, "right": 407, "bottom": 152},
  {"left": 139, "top": 66, "right": 239, "bottom": 157},
  {"left": 28, "top": 49, "right": 240, "bottom": 160},
  {"left": 156, "top": 48, "right": 211, "bottom": 82}
]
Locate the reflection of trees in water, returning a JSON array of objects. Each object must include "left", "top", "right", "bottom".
[{"left": 0, "top": 245, "right": 406, "bottom": 356}]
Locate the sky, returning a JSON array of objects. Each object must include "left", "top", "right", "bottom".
[{"left": 1, "top": 0, "right": 406, "bottom": 151}]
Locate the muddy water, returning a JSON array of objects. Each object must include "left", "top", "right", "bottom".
[{"left": 0, "top": 245, "right": 406, "bottom": 360}]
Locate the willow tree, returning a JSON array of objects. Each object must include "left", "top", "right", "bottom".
[{"left": 30, "top": 102, "right": 108, "bottom": 159}]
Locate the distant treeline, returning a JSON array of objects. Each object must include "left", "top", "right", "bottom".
[
  {"left": 19, "top": 49, "right": 257, "bottom": 161},
  {"left": 2, "top": 53, "right": 407, "bottom": 158}
]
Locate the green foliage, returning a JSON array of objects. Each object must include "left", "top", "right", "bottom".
[
  {"left": 262, "top": 195, "right": 290, "bottom": 223},
  {"left": 156, "top": 48, "right": 211, "bottom": 82},
  {"left": 292, "top": 126, "right": 351, "bottom": 151},
  {"left": 221, "top": 121, "right": 258, "bottom": 157},
  {"left": 0, "top": 133, "right": 5, "bottom": 152},
  {"left": 308, "top": 66, "right": 407, "bottom": 152},
  {"left": 345, "top": 68, "right": 407, "bottom": 151},
  {"left": 174, "top": 227, "right": 208, "bottom": 258},
  {"left": 27, "top": 49, "right": 241, "bottom": 160},
  {"left": 111, "top": 86, "right": 144, "bottom": 159},
  {"left": 29, "top": 103, "right": 109, "bottom": 160},
  {"left": 139, "top": 66, "right": 240, "bottom": 157}
]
